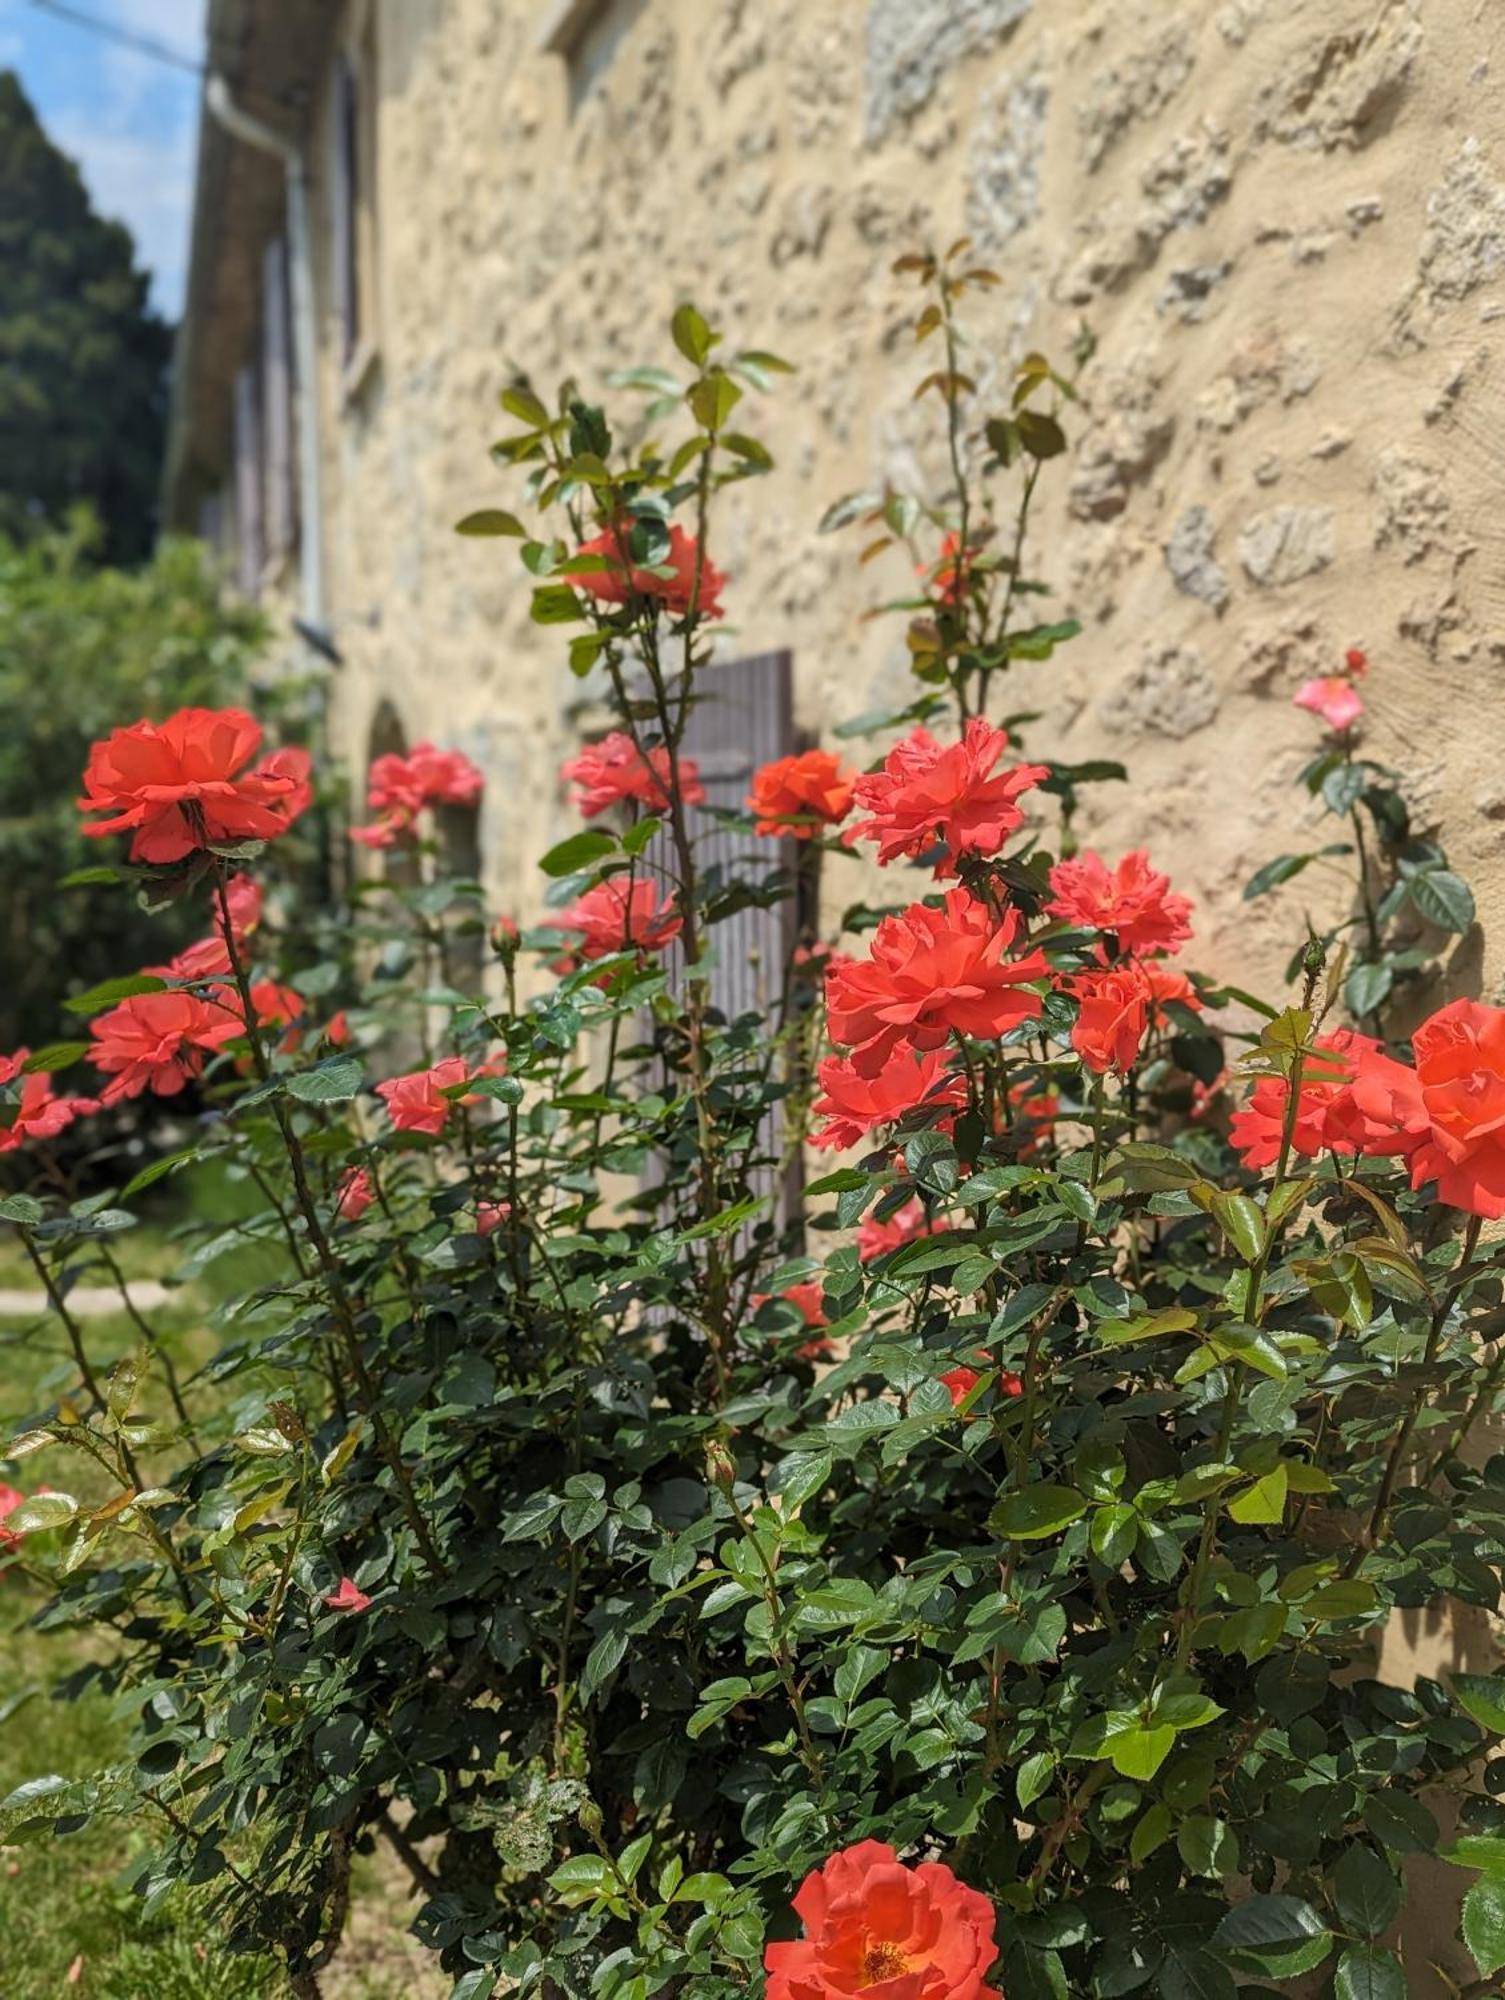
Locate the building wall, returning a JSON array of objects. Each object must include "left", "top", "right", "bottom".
[{"left": 303, "top": 0, "right": 1505, "bottom": 1016}]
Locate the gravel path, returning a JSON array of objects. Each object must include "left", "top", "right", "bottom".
[{"left": 0, "top": 1282, "right": 171, "bottom": 1318}]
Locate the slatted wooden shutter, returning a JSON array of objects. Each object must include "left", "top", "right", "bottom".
[
  {"left": 232, "top": 364, "right": 264, "bottom": 598},
  {"left": 648, "top": 650, "right": 802, "bottom": 1221},
  {"left": 261, "top": 235, "right": 296, "bottom": 559}
]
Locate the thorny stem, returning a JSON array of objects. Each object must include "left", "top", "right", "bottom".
[
  {"left": 725, "top": 1483, "right": 828, "bottom": 1795},
  {"left": 97, "top": 1242, "right": 198, "bottom": 1451},
  {"left": 212, "top": 867, "right": 445, "bottom": 1577}
]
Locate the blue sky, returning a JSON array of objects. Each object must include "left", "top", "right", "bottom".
[{"left": 0, "top": 0, "right": 207, "bottom": 316}]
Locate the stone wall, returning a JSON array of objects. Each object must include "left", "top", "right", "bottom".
[{"left": 311, "top": 0, "right": 1505, "bottom": 1005}]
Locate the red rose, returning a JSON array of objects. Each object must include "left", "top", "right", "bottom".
[
  {"left": 352, "top": 741, "right": 484, "bottom": 846},
  {"left": 567, "top": 521, "right": 725, "bottom": 619},
  {"left": 1069, "top": 960, "right": 1200, "bottom": 1076},
  {"left": 88, "top": 991, "right": 238, "bottom": 1105},
  {"left": 1046, "top": 848, "right": 1193, "bottom": 958},
  {"left": 548, "top": 879, "right": 682, "bottom": 962},
  {"left": 924, "top": 530, "right": 979, "bottom": 607},
  {"left": 826, "top": 890, "right": 1047, "bottom": 1075},
  {"left": 848, "top": 717, "right": 1048, "bottom": 874},
  {"left": 0, "top": 1052, "right": 96, "bottom": 1152},
  {"left": 858, "top": 1197, "right": 947, "bottom": 1264},
  {"left": 563, "top": 730, "right": 704, "bottom": 819},
  {"left": 765, "top": 1839, "right": 1000, "bottom": 2000},
  {"left": 377, "top": 1055, "right": 492, "bottom": 1137},
  {"left": 336, "top": 1168, "right": 376, "bottom": 1222},
  {"left": 811, "top": 1043, "right": 968, "bottom": 1152},
  {"left": 1230, "top": 1028, "right": 1414, "bottom": 1170},
  {"left": 1399, "top": 1000, "right": 1505, "bottom": 1218},
  {"left": 748, "top": 749, "right": 855, "bottom": 839},
  {"left": 324, "top": 1576, "right": 371, "bottom": 1613},
  {"left": 255, "top": 745, "right": 315, "bottom": 828},
  {"left": 79, "top": 706, "right": 298, "bottom": 864}
]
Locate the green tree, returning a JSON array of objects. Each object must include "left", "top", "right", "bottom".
[
  {"left": 0, "top": 518, "right": 263, "bottom": 1050},
  {"left": 0, "top": 71, "right": 171, "bottom": 564}
]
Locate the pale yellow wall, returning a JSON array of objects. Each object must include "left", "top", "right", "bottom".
[{"left": 305, "top": 0, "right": 1505, "bottom": 1016}]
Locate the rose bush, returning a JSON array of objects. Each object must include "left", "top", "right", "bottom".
[{"left": 0, "top": 250, "right": 1503, "bottom": 2000}]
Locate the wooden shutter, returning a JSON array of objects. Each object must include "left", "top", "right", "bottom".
[
  {"left": 647, "top": 650, "right": 801, "bottom": 1220},
  {"left": 232, "top": 364, "right": 264, "bottom": 597},
  {"left": 261, "top": 235, "right": 296, "bottom": 558},
  {"left": 329, "top": 53, "right": 360, "bottom": 361}
]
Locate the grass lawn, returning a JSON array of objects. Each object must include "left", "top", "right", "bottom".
[{"left": 0, "top": 1166, "right": 445, "bottom": 2000}]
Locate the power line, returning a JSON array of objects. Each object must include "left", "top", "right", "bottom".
[{"left": 24, "top": 0, "right": 206, "bottom": 78}]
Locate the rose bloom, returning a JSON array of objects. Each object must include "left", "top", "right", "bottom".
[
  {"left": 324, "top": 1576, "right": 371, "bottom": 1613},
  {"left": 748, "top": 749, "right": 855, "bottom": 839},
  {"left": 764, "top": 1840, "right": 1000, "bottom": 2000},
  {"left": 0, "top": 1484, "right": 24, "bottom": 1555},
  {"left": 353, "top": 741, "right": 485, "bottom": 845},
  {"left": 549, "top": 879, "right": 683, "bottom": 961},
  {"left": 826, "top": 890, "right": 1048, "bottom": 1074},
  {"left": 811, "top": 1042, "right": 968, "bottom": 1152},
  {"left": 566, "top": 521, "right": 726, "bottom": 619},
  {"left": 377, "top": 1055, "right": 488, "bottom": 1137},
  {"left": 255, "top": 745, "right": 315, "bottom": 827},
  {"left": 1294, "top": 675, "right": 1364, "bottom": 732},
  {"left": 1392, "top": 999, "right": 1505, "bottom": 1219},
  {"left": 1046, "top": 849, "right": 1193, "bottom": 958},
  {"left": 324, "top": 1010, "right": 352, "bottom": 1047},
  {"left": 1069, "top": 960, "right": 1202, "bottom": 1076},
  {"left": 89, "top": 991, "right": 237, "bottom": 1105},
  {"left": 1230, "top": 1028, "right": 1412, "bottom": 1170},
  {"left": 475, "top": 1200, "right": 513, "bottom": 1236},
  {"left": 562, "top": 731, "right": 704, "bottom": 819},
  {"left": 0, "top": 1053, "right": 96, "bottom": 1152},
  {"left": 925, "top": 530, "right": 979, "bottom": 608},
  {"left": 78, "top": 707, "right": 299, "bottom": 864},
  {"left": 336, "top": 1168, "right": 376, "bottom": 1222},
  {"left": 847, "top": 717, "right": 1049, "bottom": 874},
  {"left": 942, "top": 1358, "right": 1026, "bottom": 1407},
  {"left": 858, "top": 1197, "right": 947, "bottom": 1264},
  {"left": 1007, "top": 1077, "right": 1060, "bottom": 1157}
]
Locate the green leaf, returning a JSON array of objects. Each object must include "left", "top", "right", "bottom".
[
  {"left": 1243, "top": 852, "right": 1314, "bottom": 900},
  {"left": 456, "top": 508, "right": 525, "bottom": 537},
  {"left": 1159, "top": 1949, "right": 1237, "bottom": 2000},
  {"left": 0, "top": 1194, "right": 44, "bottom": 1226},
  {"left": 688, "top": 370, "right": 742, "bottom": 433},
  {"left": 990, "top": 1484, "right": 1085, "bottom": 1541},
  {"left": 1095, "top": 1307, "right": 1198, "bottom": 1347},
  {"left": 1015, "top": 408, "right": 1067, "bottom": 459},
  {"left": 63, "top": 973, "right": 165, "bottom": 1016},
  {"left": 20, "top": 1042, "right": 90, "bottom": 1073},
  {"left": 580, "top": 1628, "right": 627, "bottom": 1701},
  {"left": 500, "top": 384, "right": 550, "bottom": 426},
  {"left": 6, "top": 1492, "right": 78, "bottom": 1533},
  {"left": 1016, "top": 1751, "right": 1053, "bottom": 1811},
  {"left": 539, "top": 830, "right": 617, "bottom": 877},
  {"left": 671, "top": 303, "right": 713, "bottom": 366},
  {"left": 1409, "top": 867, "right": 1475, "bottom": 933},
  {"left": 1332, "top": 1844, "right": 1401, "bottom": 1939},
  {"left": 1214, "top": 1893, "right": 1329, "bottom": 1961},
  {"left": 1334, "top": 1944, "right": 1406, "bottom": 2000},
  {"left": 1228, "top": 1463, "right": 1289, "bottom": 1526},
  {"left": 1345, "top": 958, "right": 1394, "bottom": 1020},
  {"left": 530, "top": 583, "right": 584, "bottom": 625},
  {"left": 287, "top": 1058, "right": 364, "bottom": 1105},
  {"left": 1464, "top": 1875, "right": 1505, "bottom": 1979},
  {"left": 1453, "top": 1673, "right": 1505, "bottom": 1735}
]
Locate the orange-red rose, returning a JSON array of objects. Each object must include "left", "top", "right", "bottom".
[
  {"left": 826, "top": 890, "right": 1047, "bottom": 1074},
  {"left": 352, "top": 741, "right": 485, "bottom": 847},
  {"left": 748, "top": 749, "right": 856, "bottom": 839},
  {"left": 1397, "top": 999, "right": 1505, "bottom": 1218},
  {"left": 764, "top": 1839, "right": 1000, "bottom": 2000},
  {"left": 1230, "top": 1028, "right": 1411, "bottom": 1170},
  {"left": 562, "top": 731, "right": 704, "bottom": 819},
  {"left": 566, "top": 522, "right": 725, "bottom": 619},
  {"left": 88, "top": 991, "right": 237, "bottom": 1105},
  {"left": 1046, "top": 849, "right": 1193, "bottom": 958},
  {"left": 848, "top": 717, "right": 1047, "bottom": 874},
  {"left": 1069, "top": 960, "right": 1201, "bottom": 1075},
  {"left": 811, "top": 1043, "right": 968, "bottom": 1152},
  {"left": 376, "top": 1056, "right": 492, "bottom": 1137},
  {"left": 0, "top": 1053, "right": 96, "bottom": 1152},
  {"left": 79, "top": 707, "right": 299, "bottom": 864},
  {"left": 549, "top": 879, "right": 683, "bottom": 962},
  {"left": 858, "top": 1196, "right": 947, "bottom": 1264}
]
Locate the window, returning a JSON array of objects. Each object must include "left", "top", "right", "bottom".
[
  {"left": 232, "top": 363, "right": 264, "bottom": 598},
  {"left": 330, "top": 4, "right": 379, "bottom": 389}
]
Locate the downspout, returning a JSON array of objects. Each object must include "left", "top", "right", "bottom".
[{"left": 206, "top": 76, "right": 328, "bottom": 639}]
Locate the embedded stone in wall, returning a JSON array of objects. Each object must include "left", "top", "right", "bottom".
[
  {"left": 1237, "top": 617, "right": 1327, "bottom": 696},
  {"left": 1417, "top": 137, "right": 1505, "bottom": 305},
  {"left": 1238, "top": 506, "right": 1337, "bottom": 587},
  {"left": 1372, "top": 447, "right": 1453, "bottom": 565},
  {"left": 1255, "top": 1, "right": 1423, "bottom": 151},
  {"left": 1099, "top": 641, "right": 1219, "bottom": 739},
  {"left": 1157, "top": 260, "right": 1233, "bottom": 322},
  {"left": 1164, "top": 506, "right": 1230, "bottom": 609},
  {"left": 1069, "top": 351, "right": 1175, "bottom": 523},
  {"left": 966, "top": 71, "right": 1048, "bottom": 253},
  {"left": 864, "top": 0, "right": 1031, "bottom": 144},
  {"left": 1078, "top": 24, "right": 1195, "bottom": 173}
]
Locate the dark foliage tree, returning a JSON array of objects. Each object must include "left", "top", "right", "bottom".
[{"left": 0, "top": 71, "right": 171, "bottom": 564}]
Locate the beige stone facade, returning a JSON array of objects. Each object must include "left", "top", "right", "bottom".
[{"left": 171, "top": 0, "right": 1505, "bottom": 1014}]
